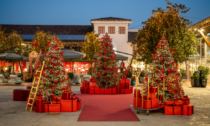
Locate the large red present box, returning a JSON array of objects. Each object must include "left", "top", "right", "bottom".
[
  {"left": 174, "top": 106, "right": 182, "bottom": 115},
  {"left": 36, "top": 99, "right": 44, "bottom": 113},
  {"left": 134, "top": 89, "right": 140, "bottom": 98},
  {"left": 122, "top": 75, "right": 127, "bottom": 79},
  {"left": 112, "top": 88, "right": 116, "bottom": 94},
  {"left": 90, "top": 82, "right": 96, "bottom": 86},
  {"left": 144, "top": 100, "right": 152, "bottom": 109},
  {"left": 150, "top": 86, "right": 157, "bottom": 93},
  {"left": 99, "top": 88, "right": 104, "bottom": 94},
  {"left": 72, "top": 99, "right": 77, "bottom": 112},
  {"left": 82, "top": 81, "right": 85, "bottom": 87},
  {"left": 89, "top": 86, "right": 95, "bottom": 94},
  {"left": 121, "top": 89, "right": 125, "bottom": 94},
  {"left": 133, "top": 97, "right": 143, "bottom": 108},
  {"left": 116, "top": 85, "right": 121, "bottom": 94},
  {"left": 151, "top": 99, "right": 159, "bottom": 108},
  {"left": 183, "top": 105, "right": 194, "bottom": 116},
  {"left": 77, "top": 101, "right": 82, "bottom": 110},
  {"left": 61, "top": 100, "right": 72, "bottom": 112},
  {"left": 95, "top": 86, "right": 100, "bottom": 94},
  {"left": 124, "top": 89, "right": 130, "bottom": 94},
  {"left": 181, "top": 97, "right": 190, "bottom": 105},
  {"left": 164, "top": 106, "right": 173, "bottom": 115},
  {"left": 49, "top": 104, "right": 60, "bottom": 112},
  {"left": 105, "top": 88, "right": 112, "bottom": 94}
]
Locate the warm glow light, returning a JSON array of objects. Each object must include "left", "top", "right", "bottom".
[
  {"left": 5, "top": 68, "right": 7, "bottom": 70},
  {"left": 24, "top": 68, "right": 27, "bottom": 71},
  {"left": 194, "top": 28, "right": 197, "bottom": 30},
  {"left": 65, "top": 69, "right": 68, "bottom": 71},
  {"left": 82, "top": 69, "right": 85, "bottom": 71},
  {"left": 201, "top": 29, "right": 204, "bottom": 32}
]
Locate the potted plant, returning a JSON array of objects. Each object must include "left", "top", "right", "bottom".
[
  {"left": 198, "top": 66, "right": 210, "bottom": 87},
  {"left": 67, "top": 72, "right": 74, "bottom": 84},
  {"left": 190, "top": 75, "right": 195, "bottom": 87},
  {"left": 180, "top": 69, "right": 187, "bottom": 79},
  {"left": 131, "top": 76, "right": 136, "bottom": 86},
  {"left": 140, "top": 70, "right": 146, "bottom": 83},
  {"left": 87, "top": 68, "right": 92, "bottom": 75},
  {"left": 192, "top": 71, "right": 200, "bottom": 87}
]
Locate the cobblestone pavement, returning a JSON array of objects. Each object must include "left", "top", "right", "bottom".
[{"left": 0, "top": 82, "right": 210, "bottom": 126}]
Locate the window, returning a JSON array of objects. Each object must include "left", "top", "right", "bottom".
[
  {"left": 98, "top": 26, "right": 105, "bottom": 34},
  {"left": 108, "top": 27, "right": 115, "bottom": 34},
  {"left": 119, "top": 27, "right": 125, "bottom": 34}
]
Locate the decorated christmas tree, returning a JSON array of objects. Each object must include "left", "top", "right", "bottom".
[
  {"left": 92, "top": 33, "right": 119, "bottom": 88},
  {"left": 143, "top": 34, "right": 184, "bottom": 101},
  {"left": 38, "top": 36, "right": 71, "bottom": 100}
]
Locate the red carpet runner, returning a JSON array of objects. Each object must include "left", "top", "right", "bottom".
[{"left": 77, "top": 94, "right": 139, "bottom": 121}]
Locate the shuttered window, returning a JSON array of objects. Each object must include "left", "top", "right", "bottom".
[
  {"left": 108, "top": 27, "right": 115, "bottom": 34},
  {"left": 119, "top": 27, "right": 125, "bottom": 34},
  {"left": 98, "top": 26, "right": 105, "bottom": 34}
]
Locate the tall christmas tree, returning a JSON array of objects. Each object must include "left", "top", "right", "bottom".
[
  {"left": 92, "top": 33, "right": 119, "bottom": 88},
  {"left": 144, "top": 35, "right": 184, "bottom": 101},
  {"left": 38, "top": 36, "right": 71, "bottom": 100}
]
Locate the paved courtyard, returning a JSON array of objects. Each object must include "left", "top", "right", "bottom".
[{"left": 0, "top": 81, "right": 210, "bottom": 126}]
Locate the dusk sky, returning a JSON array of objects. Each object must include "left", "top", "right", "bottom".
[{"left": 0, "top": 0, "right": 209, "bottom": 29}]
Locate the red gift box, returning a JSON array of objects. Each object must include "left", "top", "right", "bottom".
[
  {"left": 134, "top": 89, "right": 140, "bottom": 98},
  {"left": 116, "top": 85, "right": 121, "bottom": 94},
  {"left": 133, "top": 97, "right": 143, "bottom": 108},
  {"left": 124, "top": 89, "right": 130, "bottom": 94},
  {"left": 77, "top": 101, "right": 82, "bottom": 110},
  {"left": 61, "top": 100, "right": 72, "bottom": 112},
  {"left": 82, "top": 81, "right": 86, "bottom": 87},
  {"left": 183, "top": 105, "right": 194, "bottom": 116},
  {"left": 90, "top": 82, "right": 96, "bottom": 86},
  {"left": 89, "top": 86, "right": 95, "bottom": 94},
  {"left": 72, "top": 99, "right": 77, "bottom": 112},
  {"left": 49, "top": 104, "right": 60, "bottom": 112},
  {"left": 86, "top": 88, "right": 89, "bottom": 94},
  {"left": 151, "top": 99, "right": 159, "bottom": 108},
  {"left": 105, "top": 88, "right": 112, "bottom": 94},
  {"left": 174, "top": 106, "right": 182, "bottom": 115},
  {"left": 95, "top": 86, "right": 100, "bottom": 94},
  {"left": 121, "top": 89, "right": 125, "bottom": 94},
  {"left": 99, "top": 88, "right": 104, "bottom": 94},
  {"left": 149, "top": 92, "right": 157, "bottom": 100},
  {"left": 53, "top": 97, "right": 61, "bottom": 104},
  {"left": 130, "top": 86, "right": 133, "bottom": 93},
  {"left": 36, "top": 99, "right": 44, "bottom": 113},
  {"left": 120, "top": 79, "right": 130, "bottom": 89},
  {"left": 125, "top": 83, "right": 130, "bottom": 89},
  {"left": 112, "top": 88, "right": 116, "bottom": 94},
  {"left": 181, "top": 97, "right": 190, "bottom": 105},
  {"left": 164, "top": 106, "right": 173, "bottom": 115},
  {"left": 80, "top": 87, "right": 86, "bottom": 94},
  {"left": 175, "top": 100, "right": 184, "bottom": 106},
  {"left": 164, "top": 101, "right": 175, "bottom": 106},
  {"left": 144, "top": 100, "right": 152, "bottom": 109},
  {"left": 44, "top": 104, "right": 49, "bottom": 112},
  {"left": 63, "top": 91, "right": 71, "bottom": 100},
  {"left": 150, "top": 86, "right": 157, "bottom": 93}
]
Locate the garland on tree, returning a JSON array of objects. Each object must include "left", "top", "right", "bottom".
[
  {"left": 92, "top": 33, "right": 119, "bottom": 88},
  {"left": 38, "top": 36, "right": 71, "bottom": 100},
  {"left": 143, "top": 34, "right": 184, "bottom": 101}
]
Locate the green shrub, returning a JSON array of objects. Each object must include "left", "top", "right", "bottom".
[
  {"left": 67, "top": 72, "right": 74, "bottom": 80},
  {"left": 88, "top": 68, "right": 92, "bottom": 75}
]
